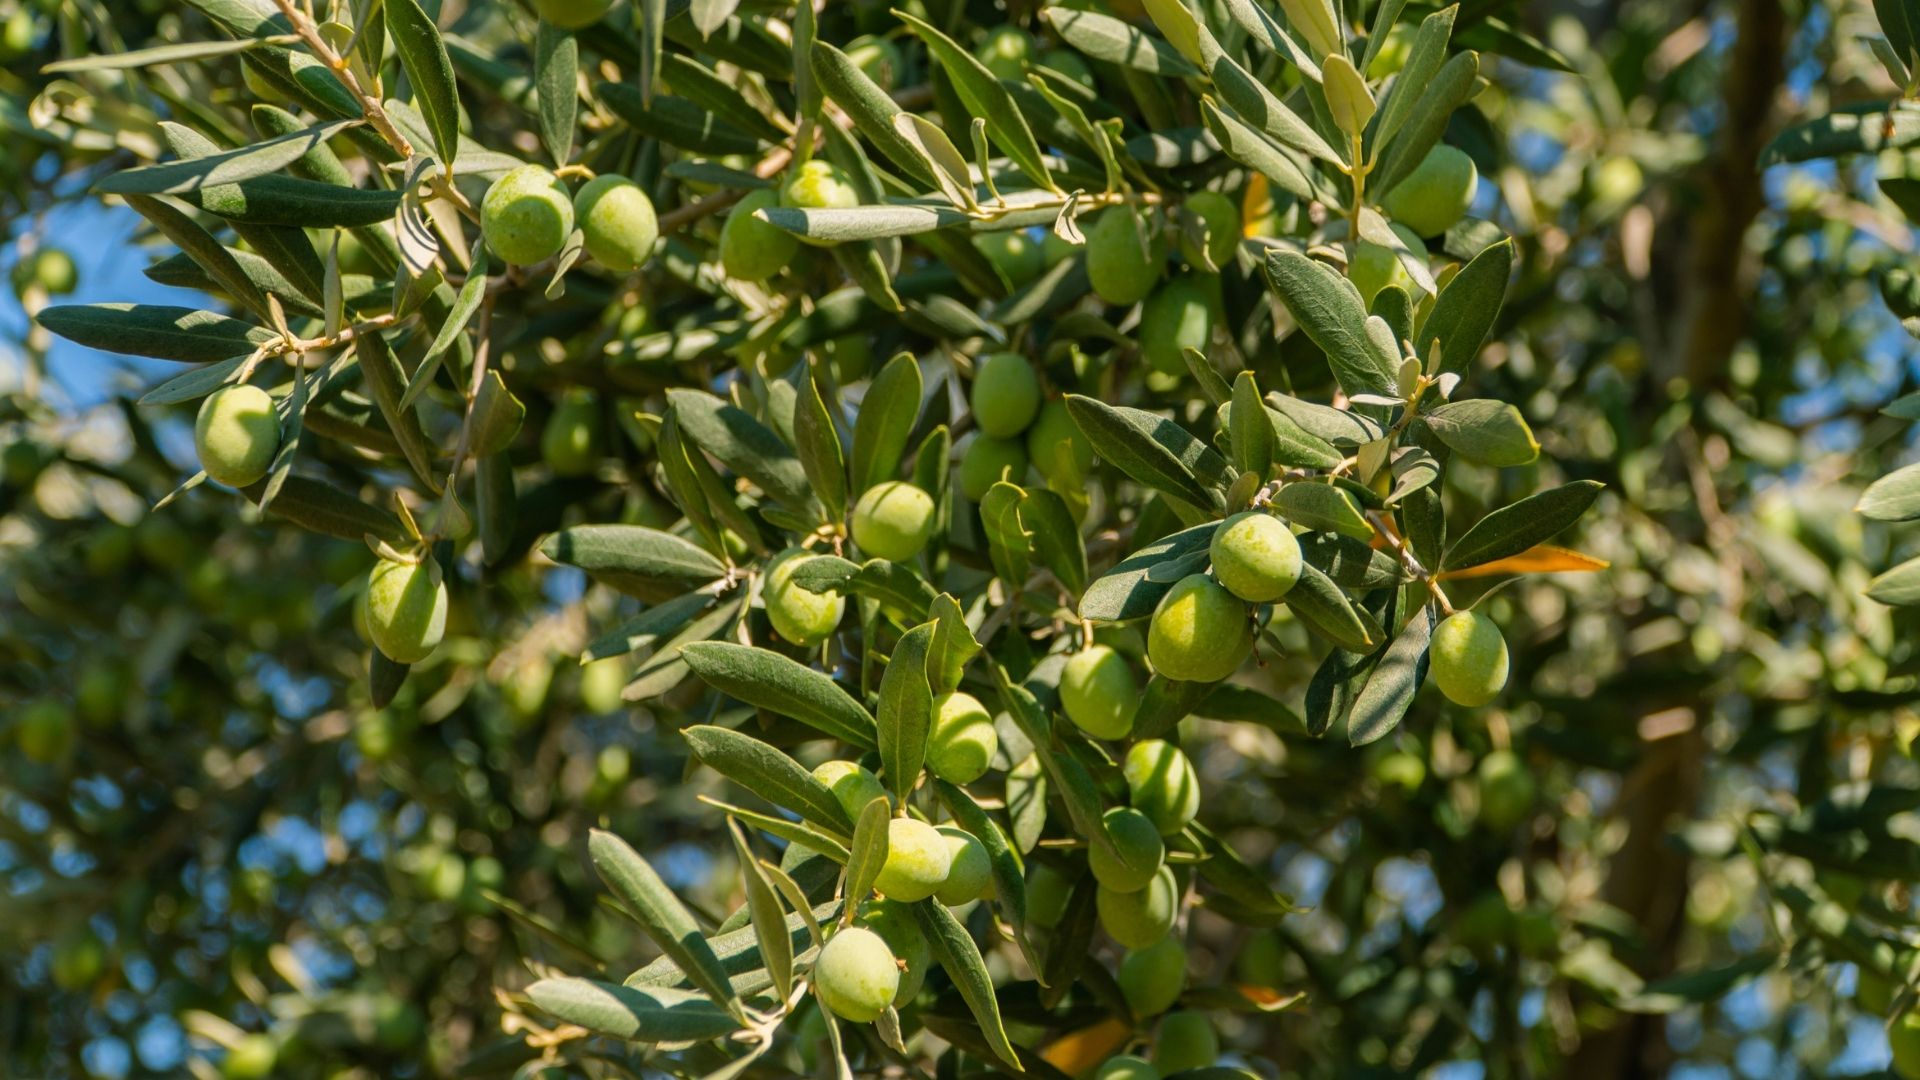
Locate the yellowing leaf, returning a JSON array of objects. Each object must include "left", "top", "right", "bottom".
[
  {"left": 1436, "top": 544, "right": 1610, "bottom": 580},
  {"left": 1039, "top": 1017, "right": 1131, "bottom": 1075}
]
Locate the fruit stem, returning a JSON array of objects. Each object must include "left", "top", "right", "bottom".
[{"left": 271, "top": 0, "right": 416, "bottom": 162}]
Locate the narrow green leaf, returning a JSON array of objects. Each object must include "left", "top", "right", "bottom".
[
  {"left": 1065, "top": 395, "right": 1228, "bottom": 514},
  {"left": 1860, "top": 461, "right": 1920, "bottom": 522},
  {"left": 352, "top": 329, "right": 440, "bottom": 492},
  {"left": 98, "top": 119, "right": 362, "bottom": 195},
  {"left": 843, "top": 796, "right": 892, "bottom": 907},
  {"left": 39, "top": 303, "right": 274, "bottom": 363},
  {"left": 810, "top": 42, "right": 940, "bottom": 189},
  {"left": 933, "top": 778, "right": 1038, "bottom": 976},
  {"left": 682, "top": 726, "right": 856, "bottom": 837},
  {"left": 1420, "top": 238, "right": 1512, "bottom": 376},
  {"left": 1371, "top": 6, "right": 1454, "bottom": 155},
  {"left": 1079, "top": 521, "right": 1220, "bottom": 622},
  {"left": 588, "top": 830, "right": 741, "bottom": 1013},
  {"left": 1264, "top": 250, "right": 1400, "bottom": 397},
  {"left": 535, "top": 21, "right": 578, "bottom": 166},
  {"left": 540, "top": 525, "right": 730, "bottom": 598},
  {"left": 876, "top": 622, "right": 937, "bottom": 802},
  {"left": 668, "top": 388, "right": 815, "bottom": 512},
  {"left": 1442, "top": 480, "right": 1606, "bottom": 571},
  {"left": 1020, "top": 488, "right": 1088, "bottom": 596},
  {"left": 526, "top": 978, "right": 741, "bottom": 1043},
  {"left": 1231, "top": 372, "right": 1274, "bottom": 478},
  {"left": 1287, "top": 564, "right": 1378, "bottom": 652},
  {"left": 910, "top": 902, "right": 1023, "bottom": 1069},
  {"left": 1422, "top": 400, "right": 1540, "bottom": 467},
  {"left": 43, "top": 36, "right": 268, "bottom": 73},
  {"left": 981, "top": 481, "right": 1034, "bottom": 584},
  {"left": 1346, "top": 604, "right": 1433, "bottom": 745},
  {"left": 794, "top": 365, "right": 849, "bottom": 522},
  {"left": 1043, "top": 7, "right": 1198, "bottom": 75},
  {"left": 926, "top": 594, "right": 983, "bottom": 695},
  {"left": 1210, "top": 53, "right": 1342, "bottom": 165},
  {"left": 725, "top": 820, "right": 792, "bottom": 1001},
  {"left": 385, "top": 0, "right": 461, "bottom": 166},
  {"left": 896, "top": 9, "right": 1059, "bottom": 193},
  {"left": 680, "top": 641, "right": 878, "bottom": 749},
  {"left": 1373, "top": 50, "right": 1480, "bottom": 197},
  {"left": 1200, "top": 97, "right": 1319, "bottom": 206},
  {"left": 851, "top": 352, "right": 924, "bottom": 496}
]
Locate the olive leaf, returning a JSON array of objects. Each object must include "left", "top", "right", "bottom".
[
  {"left": 588, "top": 830, "right": 741, "bottom": 1015},
  {"left": 876, "top": 622, "right": 936, "bottom": 802},
  {"left": 680, "top": 642, "right": 878, "bottom": 749}
]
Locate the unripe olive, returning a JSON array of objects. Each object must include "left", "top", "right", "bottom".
[
  {"left": 365, "top": 556, "right": 449, "bottom": 664},
  {"left": 541, "top": 391, "right": 603, "bottom": 477},
  {"left": 1117, "top": 934, "right": 1187, "bottom": 1017},
  {"left": 1180, "top": 191, "right": 1242, "bottom": 270},
  {"left": 1026, "top": 862, "right": 1076, "bottom": 927},
  {"left": 50, "top": 930, "right": 104, "bottom": 991},
  {"left": 1894, "top": 1010, "right": 1920, "bottom": 1079},
  {"left": 574, "top": 174, "right": 658, "bottom": 271},
  {"left": 1086, "top": 207, "right": 1160, "bottom": 306},
  {"left": 194, "top": 384, "right": 280, "bottom": 488},
  {"left": 1089, "top": 806, "right": 1166, "bottom": 893},
  {"left": 1381, "top": 144, "right": 1476, "bottom": 238},
  {"left": 782, "top": 160, "right": 860, "bottom": 247},
  {"left": 1347, "top": 224, "right": 1426, "bottom": 308},
  {"left": 482, "top": 164, "right": 573, "bottom": 266},
  {"left": 1154, "top": 1011, "right": 1218, "bottom": 1074},
  {"left": 75, "top": 660, "right": 125, "bottom": 727},
  {"left": 1476, "top": 750, "right": 1535, "bottom": 832},
  {"left": 1123, "top": 739, "right": 1200, "bottom": 835},
  {"left": 1209, "top": 511, "right": 1302, "bottom": 602},
  {"left": 223, "top": 1034, "right": 279, "bottom": 1080},
  {"left": 851, "top": 480, "right": 937, "bottom": 562},
  {"left": 355, "top": 710, "right": 398, "bottom": 760},
  {"left": 18, "top": 699, "right": 72, "bottom": 765},
  {"left": 1431, "top": 610, "right": 1509, "bottom": 706},
  {"left": 813, "top": 926, "right": 900, "bottom": 1022},
  {"left": 1139, "top": 273, "right": 1220, "bottom": 375},
  {"left": 1026, "top": 399, "right": 1093, "bottom": 485},
  {"left": 856, "top": 898, "right": 930, "bottom": 1005},
  {"left": 960, "top": 435, "right": 1029, "bottom": 501},
  {"left": 419, "top": 848, "right": 467, "bottom": 902},
  {"left": 1147, "top": 574, "right": 1251, "bottom": 683},
  {"left": 815, "top": 760, "right": 888, "bottom": 822},
  {"left": 845, "top": 35, "right": 903, "bottom": 89},
  {"left": 1097, "top": 1056, "right": 1159, "bottom": 1080},
  {"left": 765, "top": 549, "right": 845, "bottom": 647},
  {"left": 1060, "top": 644, "right": 1137, "bottom": 740},
  {"left": 934, "top": 824, "right": 994, "bottom": 906},
  {"left": 975, "top": 25, "right": 1033, "bottom": 81},
  {"left": 720, "top": 189, "right": 800, "bottom": 281},
  {"left": 1038, "top": 48, "right": 1097, "bottom": 91},
  {"left": 1370, "top": 749, "right": 1426, "bottom": 794},
  {"left": 927, "top": 691, "right": 997, "bottom": 785},
  {"left": 502, "top": 654, "right": 554, "bottom": 719},
  {"left": 874, "top": 817, "right": 952, "bottom": 902},
  {"left": 533, "top": 0, "right": 612, "bottom": 29},
  {"left": 971, "top": 352, "right": 1042, "bottom": 437},
  {"left": 1590, "top": 155, "right": 1644, "bottom": 213},
  {"left": 580, "top": 657, "right": 628, "bottom": 715},
  {"left": 15, "top": 247, "right": 76, "bottom": 296},
  {"left": 974, "top": 229, "right": 1045, "bottom": 288},
  {"left": 1098, "top": 864, "right": 1178, "bottom": 949}
]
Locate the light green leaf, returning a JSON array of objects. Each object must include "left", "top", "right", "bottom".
[
  {"left": 843, "top": 796, "right": 892, "bottom": 907},
  {"left": 1264, "top": 250, "right": 1400, "bottom": 397},
  {"left": 1042, "top": 7, "right": 1198, "bottom": 75},
  {"left": 851, "top": 352, "right": 924, "bottom": 495},
  {"left": 726, "top": 820, "right": 792, "bottom": 1002},
  {"left": 526, "top": 978, "right": 741, "bottom": 1043},
  {"left": 1347, "top": 605, "right": 1433, "bottom": 746},
  {"left": 97, "top": 120, "right": 361, "bottom": 196},
  {"left": 540, "top": 525, "right": 730, "bottom": 598},
  {"left": 1422, "top": 399, "right": 1540, "bottom": 467},
  {"left": 793, "top": 364, "right": 849, "bottom": 522},
  {"left": 910, "top": 902, "right": 1023, "bottom": 1069},
  {"left": 897, "top": 9, "right": 1059, "bottom": 193},
  {"left": 1276, "top": 481, "right": 1373, "bottom": 540},
  {"left": 876, "top": 622, "right": 936, "bottom": 802}
]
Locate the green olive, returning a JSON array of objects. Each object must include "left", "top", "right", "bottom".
[
  {"left": 934, "top": 824, "right": 994, "bottom": 906},
  {"left": 960, "top": 435, "right": 1029, "bottom": 501},
  {"left": 974, "top": 25, "right": 1033, "bottom": 80},
  {"left": 49, "top": 930, "right": 105, "bottom": 991},
  {"left": 1146, "top": 574, "right": 1250, "bottom": 683},
  {"left": 1209, "top": 511, "right": 1302, "bottom": 602},
  {"left": 971, "top": 352, "right": 1043, "bottom": 437},
  {"left": 365, "top": 556, "right": 449, "bottom": 665},
  {"left": 1152, "top": 1011, "right": 1218, "bottom": 1075},
  {"left": 852, "top": 480, "right": 937, "bottom": 562},
  {"left": 1086, "top": 207, "right": 1160, "bottom": 306},
  {"left": 222, "top": 1034, "right": 279, "bottom": 1080},
  {"left": 856, "top": 898, "right": 930, "bottom": 1005},
  {"left": 813, "top": 926, "right": 900, "bottom": 1022},
  {"left": 1026, "top": 862, "right": 1077, "bottom": 928},
  {"left": 1096, "top": 1055, "right": 1160, "bottom": 1080},
  {"left": 1179, "top": 191, "right": 1242, "bottom": 270},
  {"left": 1059, "top": 644, "right": 1138, "bottom": 740},
  {"left": 815, "top": 759, "right": 888, "bottom": 822},
  {"left": 874, "top": 817, "right": 952, "bottom": 902},
  {"left": 541, "top": 390, "right": 603, "bottom": 477},
  {"left": 782, "top": 160, "right": 861, "bottom": 247},
  {"left": 720, "top": 189, "right": 800, "bottom": 281},
  {"left": 1346, "top": 224, "right": 1427, "bottom": 308},
  {"left": 482, "top": 164, "right": 574, "bottom": 266},
  {"left": 974, "top": 230, "right": 1045, "bottom": 288},
  {"left": 1123, "top": 739, "right": 1200, "bottom": 835},
  {"left": 1381, "top": 144, "right": 1476, "bottom": 238},
  {"left": 1117, "top": 934, "right": 1187, "bottom": 1017},
  {"left": 927, "top": 691, "right": 998, "bottom": 785},
  {"left": 1097, "top": 864, "right": 1178, "bottom": 949},
  {"left": 765, "top": 549, "right": 846, "bottom": 647},
  {"left": 1089, "top": 806, "right": 1166, "bottom": 893},
  {"left": 1026, "top": 399, "right": 1093, "bottom": 486},
  {"left": 1430, "top": 610, "right": 1509, "bottom": 706},
  {"left": 1138, "top": 274, "right": 1220, "bottom": 376},
  {"left": 574, "top": 174, "right": 659, "bottom": 272},
  {"left": 194, "top": 384, "right": 280, "bottom": 488},
  {"left": 1476, "top": 749, "right": 1535, "bottom": 832},
  {"left": 1894, "top": 1010, "right": 1920, "bottom": 1079}
]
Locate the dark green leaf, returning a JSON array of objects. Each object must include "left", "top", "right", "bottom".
[
  {"left": 876, "top": 622, "right": 936, "bottom": 802},
  {"left": 39, "top": 303, "right": 275, "bottom": 363},
  {"left": 589, "top": 829, "right": 740, "bottom": 1013},
  {"left": 1346, "top": 605, "right": 1434, "bottom": 745},
  {"left": 1079, "top": 522, "right": 1219, "bottom": 622},
  {"left": 1264, "top": 250, "right": 1400, "bottom": 398},
  {"left": 1442, "top": 480, "right": 1605, "bottom": 571},
  {"left": 526, "top": 978, "right": 741, "bottom": 1043},
  {"left": 680, "top": 641, "right": 877, "bottom": 749},
  {"left": 540, "top": 525, "right": 730, "bottom": 598},
  {"left": 385, "top": 0, "right": 461, "bottom": 166},
  {"left": 910, "top": 903, "right": 1022, "bottom": 1069},
  {"left": 682, "top": 725, "right": 855, "bottom": 837}
]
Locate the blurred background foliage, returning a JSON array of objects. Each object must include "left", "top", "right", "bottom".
[{"left": 9, "top": 0, "right": 1920, "bottom": 1077}]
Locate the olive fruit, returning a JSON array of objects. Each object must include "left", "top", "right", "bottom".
[
  {"left": 927, "top": 691, "right": 997, "bottom": 785},
  {"left": 852, "top": 480, "right": 937, "bottom": 562},
  {"left": 813, "top": 926, "right": 900, "bottom": 1022},
  {"left": 765, "top": 549, "right": 845, "bottom": 646},
  {"left": 782, "top": 160, "right": 860, "bottom": 246},
  {"left": 1037, "top": 48, "right": 1097, "bottom": 90},
  {"left": 579, "top": 657, "right": 628, "bottom": 715},
  {"left": 1476, "top": 750, "right": 1535, "bottom": 832},
  {"left": 1059, "top": 644, "right": 1137, "bottom": 740},
  {"left": 1347, "top": 225, "right": 1427, "bottom": 308},
  {"left": 1179, "top": 190, "right": 1242, "bottom": 270},
  {"left": 856, "top": 899, "right": 930, "bottom": 1005},
  {"left": 874, "top": 817, "right": 952, "bottom": 902},
  {"left": 975, "top": 25, "right": 1033, "bottom": 81},
  {"left": 223, "top": 1034, "right": 279, "bottom": 1080},
  {"left": 1139, "top": 273, "right": 1220, "bottom": 375},
  {"left": 1590, "top": 155, "right": 1644, "bottom": 213},
  {"left": 1026, "top": 399, "right": 1093, "bottom": 485},
  {"left": 541, "top": 391, "right": 603, "bottom": 477},
  {"left": 365, "top": 556, "right": 449, "bottom": 665},
  {"left": 194, "top": 384, "right": 280, "bottom": 488},
  {"left": 1431, "top": 610, "right": 1509, "bottom": 706},
  {"left": 1089, "top": 806, "right": 1166, "bottom": 893},
  {"left": 15, "top": 247, "right": 76, "bottom": 296},
  {"left": 1118, "top": 934, "right": 1187, "bottom": 1017},
  {"left": 934, "top": 825, "right": 993, "bottom": 906},
  {"left": 815, "top": 760, "right": 888, "bottom": 822},
  {"left": 1097, "top": 1056, "right": 1160, "bottom": 1080},
  {"left": 1381, "top": 144, "right": 1476, "bottom": 237},
  {"left": 1124, "top": 739, "right": 1200, "bottom": 835},
  {"left": 574, "top": 174, "right": 658, "bottom": 271},
  {"left": 1209, "top": 511, "right": 1302, "bottom": 602},
  {"left": 960, "top": 435, "right": 1029, "bottom": 501},
  {"left": 1086, "top": 207, "right": 1160, "bottom": 306},
  {"left": 974, "top": 229, "right": 1045, "bottom": 288},
  {"left": 1147, "top": 574, "right": 1251, "bottom": 683},
  {"left": 1154, "top": 1011, "right": 1219, "bottom": 1074},
  {"left": 971, "top": 351, "right": 1042, "bottom": 437},
  {"left": 1895, "top": 1009, "right": 1920, "bottom": 1080},
  {"left": 720, "top": 189, "right": 799, "bottom": 281},
  {"left": 533, "top": 0, "right": 612, "bottom": 29},
  {"left": 1026, "top": 863, "right": 1076, "bottom": 927},
  {"left": 1098, "top": 864, "right": 1178, "bottom": 949},
  {"left": 49, "top": 930, "right": 105, "bottom": 990},
  {"left": 482, "top": 164, "right": 573, "bottom": 266}
]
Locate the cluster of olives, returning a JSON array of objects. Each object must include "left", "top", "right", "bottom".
[
  {"left": 719, "top": 158, "right": 861, "bottom": 282},
  {"left": 1092, "top": 1011, "right": 1224, "bottom": 1079},
  {"left": 1082, "top": 199, "right": 1236, "bottom": 377},
  {"left": 481, "top": 163, "right": 659, "bottom": 271},
  {"left": 1352, "top": 144, "right": 1479, "bottom": 305}
]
